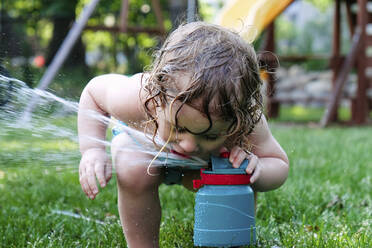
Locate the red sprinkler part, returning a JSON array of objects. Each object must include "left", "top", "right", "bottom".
[
  {"left": 193, "top": 152, "right": 251, "bottom": 189},
  {"left": 220, "top": 151, "right": 230, "bottom": 158}
]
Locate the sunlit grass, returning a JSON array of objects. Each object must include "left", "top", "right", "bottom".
[
  {"left": 0, "top": 140, "right": 78, "bottom": 151},
  {"left": 274, "top": 105, "right": 353, "bottom": 123}
]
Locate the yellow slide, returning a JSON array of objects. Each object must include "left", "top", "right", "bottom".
[{"left": 215, "top": 0, "right": 294, "bottom": 41}]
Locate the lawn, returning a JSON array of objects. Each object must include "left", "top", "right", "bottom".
[{"left": 0, "top": 109, "right": 371, "bottom": 247}]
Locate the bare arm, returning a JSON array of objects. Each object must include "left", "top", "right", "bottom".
[
  {"left": 78, "top": 73, "right": 145, "bottom": 199},
  {"left": 248, "top": 115, "right": 289, "bottom": 191},
  {"left": 229, "top": 115, "right": 289, "bottom": 192},
  {"left": 78, "top": 73, "right": 144, "bottom": 153},
  {"left": 78, "top": 78, "right": 108, "bottom": 153}
]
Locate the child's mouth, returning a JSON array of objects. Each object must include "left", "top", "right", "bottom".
[{"left": 170, "top": 149, "right": 191, "bottom": 159}]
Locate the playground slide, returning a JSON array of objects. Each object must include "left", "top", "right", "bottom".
[{"left": 215, "top": 0, "right": 294, "bottom": 41}]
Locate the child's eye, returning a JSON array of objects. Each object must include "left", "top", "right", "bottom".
[
  {"left": 175, "top": 126, "right": 187, "bottom": 133},
  {"left": 202, "top": 134, "right": 219, "bottom": 141}
]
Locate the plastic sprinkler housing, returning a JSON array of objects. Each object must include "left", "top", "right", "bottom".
[{"left": 193, "top": 152, "right": 256, "bottom": 247}]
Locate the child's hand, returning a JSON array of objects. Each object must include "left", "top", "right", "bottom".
[
  {"left": 79, "top": 148, "right": 112, "bottom": 199},
  {"left": 228, "top": 146, "right": 261, "bottom": 184}
]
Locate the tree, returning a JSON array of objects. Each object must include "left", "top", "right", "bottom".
[
  {"left": 42, "top": 0, "right": 86, "bottom": 68},
  {"left": 1, "top": 0, "right": 87, "bottom": 69}
]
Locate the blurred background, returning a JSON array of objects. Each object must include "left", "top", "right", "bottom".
[{"left": 0, "top": 0, "right": 370, "bottom": 124}]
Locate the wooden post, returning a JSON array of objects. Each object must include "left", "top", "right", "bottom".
[
  {"left": 330, "top": 0, "right": 341, "bottom": 123},
  {"left": 354, "top": 0, "right": 368, "bottom": 124},
  {"left": 345, "top": 0, "right": 355, "bottom": 36},
  {"left": 151, "top": 0, "right": 165, "bottom": 34},
  {"left": 265, "top": 22, "right": 279, "bottom": 118},
  {"left": 321, "top": 28, "right": 362, "bottom": 127},
  {"left": 119, "top": 0, "right": 129, "bottom": 32}
]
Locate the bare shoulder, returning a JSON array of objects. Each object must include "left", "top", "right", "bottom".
[
  {"left": 248, "top": 115, "right": 289, "bottom": 162},
  {"left": 85, "top": 73, "right": 146, "bottom": 122}
]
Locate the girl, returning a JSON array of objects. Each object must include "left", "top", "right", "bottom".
[{"left": 78, "top": 21, "right": 289, "bottom": 248}]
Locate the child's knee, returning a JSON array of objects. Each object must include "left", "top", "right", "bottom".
[
  {"left": 117, "top": 159, "right": 161, "bottom": 188},
  {"left": 111, "top": 134, "right": 162, "bottom": 192}
]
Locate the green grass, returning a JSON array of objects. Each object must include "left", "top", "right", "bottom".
[
  {"left": 0, "top": 113, "right": 371, "bottom": 247},
  {"left": 274, "top": 105, "right": 353, "bottom": 123}
]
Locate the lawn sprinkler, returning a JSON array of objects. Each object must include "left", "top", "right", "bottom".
[{"left": 193, "top": 152, "right": 256, "bottom": 247}]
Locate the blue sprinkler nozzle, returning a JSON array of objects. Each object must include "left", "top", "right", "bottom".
[{"left": 193, "top": 154, "right": 256, "bottom": 247}]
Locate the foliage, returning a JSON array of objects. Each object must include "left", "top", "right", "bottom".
[
  {"left": 275, "top": 0, "right": 352, "bottom": 71},
  {"left": 0, "top": 0, "right": 182, "bottom": 98},
  {"left": 1, "top": 0, "right": 175, "bottom": 80},
  {"left": 1, "top": 0, "right": 78, "bottom": 49},
  {"left": 79, "top": 0, "right": 171, "bottom": 75},
  {"left": 305, "top": 0, "right": 333, "bottom": 12},
  {"left": 276, "top": 9, "right": 333, "bottom": 56}
]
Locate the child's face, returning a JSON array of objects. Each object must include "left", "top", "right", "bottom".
[{"left": 157, "top": 100, "right": 230, "bottom": 160}]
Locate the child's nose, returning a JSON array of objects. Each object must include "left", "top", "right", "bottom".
[{"left": 178, "top": 135, "right": 198, "bottom": 153}]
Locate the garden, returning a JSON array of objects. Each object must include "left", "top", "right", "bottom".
[{"left": 0, "top": 0, "right": 371, "bottom": 247}]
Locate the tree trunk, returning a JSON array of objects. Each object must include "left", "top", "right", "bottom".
[{"left": 46, "top": 3, "right": 86, "bottom": 68}]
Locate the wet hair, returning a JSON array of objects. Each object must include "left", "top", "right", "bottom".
[{"left": 142, "top": 21, "right": 263, "bottom": 148}]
